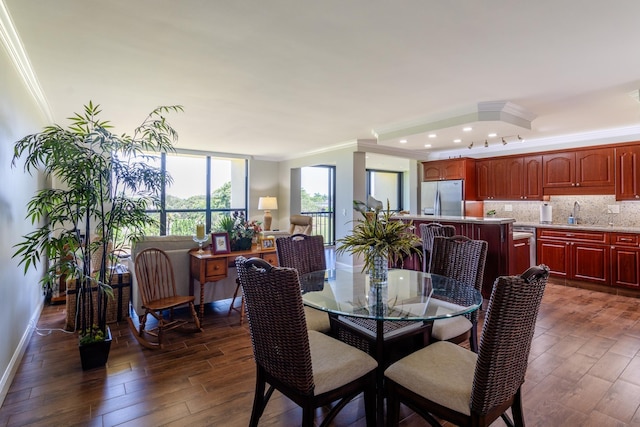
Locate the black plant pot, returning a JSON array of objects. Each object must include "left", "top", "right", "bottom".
[{"left": 78, "top": 326, "right": 112, "bottom": 370}]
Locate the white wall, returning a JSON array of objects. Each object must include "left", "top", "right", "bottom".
[{"left": 0, "top": 47, "right": 48, "bottom": 403}]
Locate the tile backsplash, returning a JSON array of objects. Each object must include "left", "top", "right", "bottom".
[{"left": 484, "top": 195, "right": 640, "bottom": 227}]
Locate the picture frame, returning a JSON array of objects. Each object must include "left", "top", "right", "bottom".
[
  {"left": 261, "top": 236, "right": 275, "bottom": 250},
  {"left": 211, "top": 232, "right": 231, "bottom": 254}
]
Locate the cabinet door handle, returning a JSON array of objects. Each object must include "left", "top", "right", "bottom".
[
  {"left": 572, "top": 183, "right": 576, "bottom": 186},
  {"left": 576, "top": 183, "right": 580, "bottom": 187}
]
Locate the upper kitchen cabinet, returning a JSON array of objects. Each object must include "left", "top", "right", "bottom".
[
  {"left": 616, "top": 144, "right": 640, "bottom": 200},
  {"left": 475, "top": 155, "right": 541, "bottom": 200},
  {"left": 542, "top": 147, "right": 614, "bottom": 195},
  {"left": 422, "top": 158, "right": 475, "bottom": 181}
]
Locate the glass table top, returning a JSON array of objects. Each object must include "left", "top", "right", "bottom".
[{"left": 300, "top": 268, "right": 482, "bottom": 321}]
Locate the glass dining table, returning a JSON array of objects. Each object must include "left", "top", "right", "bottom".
[{"left": 299, "top": 268, "right": 483, "bottom": 425}]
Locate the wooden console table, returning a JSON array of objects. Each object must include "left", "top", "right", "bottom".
[{"left": 189, "top": 246, "right": 278, "bottom": 319}]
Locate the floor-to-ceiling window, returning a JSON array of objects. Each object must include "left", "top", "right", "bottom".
[
  {"left": 367, "top": 169, "right": 403, "bottom": 211},
  {"left": 143, "top": 152, "right": 248, "bottom": 236},
  {"left": 301, "top": 165, "right": 335, "bottom": 245}
]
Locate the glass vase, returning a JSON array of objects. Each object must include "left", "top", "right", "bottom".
[{"left": 369, "top": 252, "right": 389, "bottom": 287}]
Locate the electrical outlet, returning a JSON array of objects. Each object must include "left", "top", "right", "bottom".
[
  {"left": 607, "top": 204, "right": 620, "bottom": 214},
  {"left": 504, "top": 204, "right": 512, "bottom": 212}
]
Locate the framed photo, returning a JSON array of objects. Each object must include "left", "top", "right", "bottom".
[
  {"left": 261, "top": 236, "right": 275, "bottom": 250},
  {"left": 211, "top": 232, "right": 230, "bottom": 254}
]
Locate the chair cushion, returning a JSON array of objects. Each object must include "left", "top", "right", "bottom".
[
  {"left": 308, "top": 330, "right": 377, "bottom": 395},
  {"left": 304, "top": 306, "right": 331, "bottom": 333},
  {"left": 431, "top": 316, "right": 473, "bottom": 341},
  {"left": 384, "top": 341, "right": 477, "bottom": 416}
]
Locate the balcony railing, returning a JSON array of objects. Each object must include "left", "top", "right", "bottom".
[{"left": 301, "top": 210, "right": 334, "bottom": 245}]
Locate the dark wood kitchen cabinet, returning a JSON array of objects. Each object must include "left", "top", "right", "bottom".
[
  {"left": 611, "top": 233, "right": 640, "bottom": 288},
  {"left": 542, "top": 148, "right": 614, "bottom": 194},
  {"left": 476, "top": 155, "right": 541, "bottom": 200},
  {"left": 615, "top": 144, "right": 640, "bottom": 201},
  {"left": 422, "top": 158, "right": 475, "bottom": 181},
  {"left": 537, "top": 228, "right": 610, "bottom": 285}
]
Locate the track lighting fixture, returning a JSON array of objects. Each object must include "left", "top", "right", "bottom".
[
  {"left": 502, "top": 137, "right": 507, "bottom": 145},
  {"left": 484, "top": 139, "right": 488, "bottom": 148},
  {"left": 517, "top": 135, "right": 523, "bottom": 141},
  {"left": 468, "top": 141, "right": 473, "bottom": 149}
]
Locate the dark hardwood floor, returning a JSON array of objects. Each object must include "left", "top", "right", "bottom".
[{"left": 2, "top": 279, "right": 640, "bottom": 426}]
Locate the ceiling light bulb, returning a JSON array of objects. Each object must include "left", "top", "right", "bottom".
[
  {"left": 424, "top": 144, "right": 432, "bottom": 148},
  {"left": 484, "top": 139, "right": 488, "bottom": 148},
  {"left": 468, "top": 141, "right": 474, "bottom": 149},
  {"left": 502, "top": 137, "right": 507, "bottom": 145},
  {"left": 453, "top": 139, "right": 461, "bottom": 143},
  {"left": 399, "top": 139, "right": 407, "bottom": 144},
  {"left": 428, "top": 134, "right": 436, "bottom": 138},
  {"left": 463, "top": 127, "right": 472, "bottom": 132},
  {"left": 488, "top": 133, "right": 497, "bottom": 138}
]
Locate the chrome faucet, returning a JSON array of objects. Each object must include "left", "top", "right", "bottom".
[{"left": 573, "top": 201, "right": 580, "bottom": 224}]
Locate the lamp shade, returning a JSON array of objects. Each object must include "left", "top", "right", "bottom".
[{"left": 258, "top": 196, "right": 278, "bottom": 210}]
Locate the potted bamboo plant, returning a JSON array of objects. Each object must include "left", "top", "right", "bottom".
[
  {"left": 12, "top": 101, "right": 182, "bottom": 369},
  {"left": 337, "top": 199, "right": 422, "bottom": 286}
]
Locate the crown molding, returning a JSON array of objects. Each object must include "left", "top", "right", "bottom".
[{"left": 0, "top": 1, "right": 52, "bottom": 122}]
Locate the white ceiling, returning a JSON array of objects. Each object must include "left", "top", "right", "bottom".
[{"left": 4, "top": 0, "right": 640, "bottom": 161}]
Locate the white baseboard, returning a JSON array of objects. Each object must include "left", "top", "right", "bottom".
[{"left": 0, "top": 300, "right": 43, "bottom": 407}]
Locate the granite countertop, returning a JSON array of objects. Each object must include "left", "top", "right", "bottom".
[
  {"left": 393, "top": 214, "right": 516, "bottom": 225},
  {"left": 514, "top": 221, "right": 640, "bottom": 234}
]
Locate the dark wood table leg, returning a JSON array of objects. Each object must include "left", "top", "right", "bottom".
[{"left": 376, "top": 318, "right": 385, "bottom": 426}]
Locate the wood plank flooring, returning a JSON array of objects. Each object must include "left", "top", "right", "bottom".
[{"left": 2, "top": 279, "right": 640, "bottom": 426}]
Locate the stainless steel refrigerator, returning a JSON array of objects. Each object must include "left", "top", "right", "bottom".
[{"left": 420, "top": 179, "right": 464, "bottom": 216}]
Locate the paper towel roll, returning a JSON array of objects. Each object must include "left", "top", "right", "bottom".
[{"left": 540, "top": 204, "right": 552, "bottom": 224}]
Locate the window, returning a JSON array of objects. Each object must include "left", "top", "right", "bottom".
[
  {"left": 143, "top": 152, "right": 248, "bottom": 236},
  {"left": 367, "top": 169, "right": 403, "bottom": 211}
]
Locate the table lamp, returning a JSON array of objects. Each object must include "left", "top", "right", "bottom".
[{"left": 258, "top": 196, "right": 278, "bottom": 231}]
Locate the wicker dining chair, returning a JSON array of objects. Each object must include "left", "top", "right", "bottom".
[
  {"left": 428, "top": 235, "right": 488, "bottom": 352},
  {"left": 235, "top": 256, "right": 377, "bottom": 427},
  {"left": 385, "top": 265, "right": 550, "bottom": 427},
  {"left": 419, "top": 222, "right": 456, "bottom": 272},
  {"left": 128, "top": 248, "right": 201, "bottom": 349},
  {"left": 276, "top": 234, "right": 332, "bottom": 333}
]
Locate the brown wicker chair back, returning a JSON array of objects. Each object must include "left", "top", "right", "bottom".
[
  {"left": 419, "top": 222, "right": 456, "bottom": 272},
  {"left": 128, "top": 248, "right": 201, "bottom": 349},
  {"left": 236, "top": 256, "right": 315, "bottom": 394},
  {"left": 429, "top": 235, "right": 488, "bottom": 351},
  {"left": 471, "top": 265, "right": 549, "bottom": 416},
  {"left": 275, "top": 234, "right": 326, "bottom": 276},
  {"left": 429, "top": 235, "right": 487, "bottom": 293}
]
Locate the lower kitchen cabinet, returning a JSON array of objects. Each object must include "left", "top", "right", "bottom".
[
  {"left": 537, "top": 228, "right": 610, "bottom": 285},
  {"left": 611, "top": 233, "right": 640, "bottom": 288}
]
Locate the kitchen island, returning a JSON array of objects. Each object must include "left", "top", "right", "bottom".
[{"left": 394, "top": 214, "right": 516, "bottom": 298}]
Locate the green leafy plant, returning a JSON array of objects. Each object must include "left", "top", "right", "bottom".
[
  {"left": 336, "top": 200, "right": 422, "bottom": 272},
  {"left": 12, "top": 101, "right": 182, "bottom": 345}
]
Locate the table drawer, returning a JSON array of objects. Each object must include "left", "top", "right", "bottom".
[
  {"left": 261, "top": 252, "right": 278, "bottom": 266},
  {"left": 612, "top": 233, "right": 640, "bottom": 247},
  {"left": 205, "top": 258, "right": 228, "bottom": 281}
]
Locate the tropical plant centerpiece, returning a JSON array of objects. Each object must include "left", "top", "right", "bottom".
[
  {"left": 337, "top": 200, "right": 422, "bottom": 286},
  {"left": 12, "top": 101, "right": 182, "bottom": 369},
  {"left": 215, "top": 211, "right": 262, "bottom": 251}
]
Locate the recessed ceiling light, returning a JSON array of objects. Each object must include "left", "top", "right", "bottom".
[
  {"left": 453, "top": 139, "right": 462, "bottom": 143},
  {"left": 488, "top": 132, "right": 497, "bottom": 137},
  {"left": 399, "top": 139, "right": 407, "bottom": 144},
  {"left": 424, "top": 144, "right": 432, "bottom": 148},
  {"left": 428, "top": 134, "right": 437, "bottom": 138},
  {"left": 463, "top": 127, "right": 472, "bottom": 132}
]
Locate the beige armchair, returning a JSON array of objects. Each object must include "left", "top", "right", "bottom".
[{"left": 288, "top": 214, "right": 313, "bottom": 235}]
